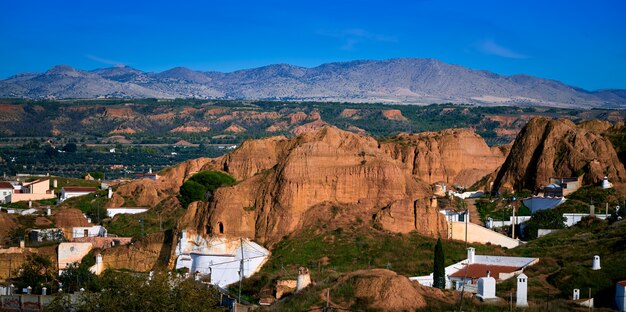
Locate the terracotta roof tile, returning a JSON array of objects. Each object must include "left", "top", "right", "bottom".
[
  {"left": 63, "top": 187, "right": 97, "bottom": 192},
  {"left": 0, "top": 181, "right": 14, "bottom": 189},
  {"left": 449, "top": 264, "right": 521, "bottom": 280}
]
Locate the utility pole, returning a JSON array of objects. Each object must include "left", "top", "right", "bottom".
[
  {"left": 238, "top": 237, "right": 244, "bottom": 303},
  {"left": 511, "top": 196, "right": 517, "bottom": 239},
  {"left": 463, "top": 199, "right": 468, "bottom": 249}
]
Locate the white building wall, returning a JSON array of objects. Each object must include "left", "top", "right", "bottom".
[
  {"left": 563, "top": 213, "right": 609, "bottom": 227},
  {"left": 106, "top": 208, "right": 149, "bottom": 218},
  {"left": 72, "top": 226, "right": 107, "bottom": 238},
  {"left": 58, "top": 242, "right": 93, "bottom": 272},
  {"left": 174, "top": 231, "right": 270, "bottom": 288},
  {"left": 60, "top": 191, "right": 93, "bottom": 202},
  {"left": 0, "top": 188, "right": 12, "bottom": 204}
]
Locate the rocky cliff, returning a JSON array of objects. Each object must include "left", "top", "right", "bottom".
[
  {"left": 380, "top": 129, "right": 509, "bottom": 187},
  {"left": 178, "top": 127, "right": 446, "bottom": 244},
  {"left": 109, "top": 126, "right": 506, "bottom": 245},
  {"left": 491, "top": 117, "right": 626, "bottom": 192}
]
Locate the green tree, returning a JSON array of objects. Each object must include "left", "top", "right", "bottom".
[
  {"left": 179, "top": 171, "right": 236, "bottom": 208},
  {"left": 523, "top": 209, "right": 566, "bottom": 240},
  {"left": 48, "top": 270, "right": 223, "bottom": 312},
  {"left": 15, "top": 254, "right": 57, "bottom": 294},
  {"left": 433, "top": 237, "right": 445, "bottom": 289},
  {"left": 58, "top": 262, "right": 99, "bottom": 293}
]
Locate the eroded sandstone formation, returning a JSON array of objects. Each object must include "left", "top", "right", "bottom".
[
  {"left": 178, "top": 127, "right": 446, "bottom": 244},
  {"left": 380, "top": 129, "right": 509, "bottom": 187},
  {"left": 109, "top": 126, "right": 507, "bottom": 246},
  {"left": 491, "top": 117, "right": 626, "bottom": 193}
]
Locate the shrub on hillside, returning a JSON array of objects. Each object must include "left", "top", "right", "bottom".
[{"left": 178, "top": 171, "right": 235, "bottom": 207}]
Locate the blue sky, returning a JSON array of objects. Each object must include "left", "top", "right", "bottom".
[{"left": 1, "top": 0, "right": 625, "bottom": 90}]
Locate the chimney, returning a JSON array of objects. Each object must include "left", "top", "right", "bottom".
[
  {"left": 516, "top": 273, "right": 528, "bottom": 307},
  {"left": 19, "top": 239, "right": 25, "bottom": 249},
  {"left": 28, "top": 200, "right": 32, "bottom": 208},
  {"left": 467, "top": 247, "right": 475, "bottom": 264},
  {"left": 107, "top": 187, "right": 112, "bottom": 199},
  {"left": 46, "top": 206, "right": 51, "bottom": 216},
  {"left": 42, "top": 287, "right": 47, "bottom": 296},
  {"left": 296, "top": 267, "right": 311, "bottom": 292},
  {"left": 53, "top": 179, "right": 57, "bottom": 188},
  {"left": 486, "top": 270, "right": 491, "bottom": 278},
  {"left": 592, "top": 255, "right": 601, "bottom": 270},
  {"left": 573, "top": 288, "right": 580, "bottom": 300},
  {"left": 26, "top": 286, "right": 32, "bottom": 294}
]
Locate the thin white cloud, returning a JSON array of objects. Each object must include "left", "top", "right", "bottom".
[
  {"left": 85, "top": 54, "right": 125, "bottom": 66},
  {"left": 476, "top": 39, "right": 528, "bottom": 59},
  {"left": 317, "top": 28, "right": 398, "bottom": 51}
]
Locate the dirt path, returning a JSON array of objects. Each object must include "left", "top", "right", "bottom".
[{"left": 465, "top": 198, "right": 484, "bottom": 226}]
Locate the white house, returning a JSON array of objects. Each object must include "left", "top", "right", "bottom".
[
  {"left": 0, "top": 181, "right": 14, "bottom": 204},
  {"left": 411, "top": 247, "right": 538, "bottom": 292},
  {"left": 58, "top": 242, "right": 93, "bottom": 274},
  {"left": 616, "top": 280, "right": 626, "bottom": 312},
  {"left": 106, "top": 207, "right": 149, "bottom": 218},
  {"left": 71, "top": 225, "right": 107, "bottom": 238},
  {"left": 174, "top": 230, "right": 270, "bottom": 288},
  {"left": 60, "top": 187, "right": 97, "bottom": 202}
]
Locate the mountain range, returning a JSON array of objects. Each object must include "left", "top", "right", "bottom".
[{"left": 1, "top": 58, "right": 625, "bottom": 108}]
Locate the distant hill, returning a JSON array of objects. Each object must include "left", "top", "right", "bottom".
[{"left": 1, "top": 58, "right": 625, "bottom": 108}]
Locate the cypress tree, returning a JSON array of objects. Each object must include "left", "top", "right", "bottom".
[{"left": 433, "top": 237, "right": 445, "bottom": 289}]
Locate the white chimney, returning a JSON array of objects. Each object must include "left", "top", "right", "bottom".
[
  {"left": 467, "top": 247, "right": 475, "bottom": 264},
  {"left": 26, "top": 286, "right": 32, "bottom": 294},
  {"left": 19, "top": 239, "right": 25, "bottom": 249},
  {"left": 516, "top": 273, "right": 528, "bottom": 307},
  {"left": 296, "top": 267, "right": 311, "bottom": 292},
  {"left": 46, "top": 206, "right": 51, "bottom": 216},
  {"left": 573, "top": 288, "right": 580, "bottom": 300},
  {"left": 477, "top": 271, "right": 496, "bottom": 300},
  {"left": 28, "top": 200, "right": 32, "bottom": 208},
  {"left": 107, "top": 187, "right": 112, "bottom": 199},
  {"left": 42, "top": 287, "right": 47, "bottom": 296},
  {"left": 592, "top": 255, "right": 601, "bottom": 270}
]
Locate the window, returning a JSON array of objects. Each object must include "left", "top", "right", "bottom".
[
  {"left": 217, "top": 222, "right": 224, "bottom": 234},
  {"left": 84, "top": 229, "right": 89, "bottom": 237}
]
